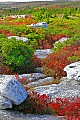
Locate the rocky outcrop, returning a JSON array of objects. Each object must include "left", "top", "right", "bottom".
[
  {"left": 0, "top": 73, "right": 46, "bottom": 83},
  {"left": 25, "top": 77, "right": 54, "bottom": 88},
  {"left": 30, "top": 62, "right": 80, "bottom": 101},
  {"left": 19, "top": 73, "right": 46, "bottom": 82},
  {"left": 0, "top": 75, "right": 28, "bottom": 105},
  {"left": 34, "top": 49, "right": 53, "bottom": 58},
  {"left": 34, "top": 77, "right": 80, "bottom": 101},
  {"left": 64, "top": 61, "right": 80, "bottom": 80},
  {"left": 0, "top": 96, "right": 12, "bottom": 109}
]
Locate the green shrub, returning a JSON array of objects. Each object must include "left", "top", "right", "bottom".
[{"left": 0, "top": 37, "right": 34, "bottom": 74}]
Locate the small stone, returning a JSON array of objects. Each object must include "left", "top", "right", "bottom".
[{"left": 34, "top": 49, "right": 53, "bottom": 58}]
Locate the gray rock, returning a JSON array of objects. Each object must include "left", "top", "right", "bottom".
[
  {"left": 54, "top": 37, "right": 68, "bottom": 48},
  {"left": 30, "top": 22, "right": 48, "bottom": 28},
  {"left": 34, "top": 49, "right": 53, "bottom": 58},
  {"left": 8, "top": 36, "right": 28, "bottom": 42},
  {"left": 64, "top": 61, "right": 80, "bottom": 80},
  {"left": 19, "top": 73, "right": 46, "bottom": 82},
  {"left": 0, "top": 110, "right": 66, "bottom": 120},
  {"left": 55, "top": 37, "right": 68, "bottom": 44},
  {"left": 60, "top": 77, "right": 80, "bottom": 87},
  {"left": 0, "top": 96, "right": 12, "bottom": 109},
  {"left": 25, "top": 77, "right": 54, "bottom": 88},
  {"left": 34, "top": 77, "right": 80, "bottom": 101},
  {"left": 0, "top": 76, "right": 28, "bottom": 105},
  {"left": 35, "top": 67, "right": 43, "bottom": 73}
]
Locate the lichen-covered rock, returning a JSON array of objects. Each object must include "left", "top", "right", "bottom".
[
  {"left": 64, "top": 61, "right": 80, "bottom": 80},
  {"left": 0, "top": 96, "right": 12, "bottom": 109},
  {"left": 0, "top": 76, "right": 28, "bottom": 105}
]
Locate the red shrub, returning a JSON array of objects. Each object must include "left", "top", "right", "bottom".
[
  {"left": 43, "top": 42, "right": 80, "bottom": 79},
  {"left": 0, "top": 30, "right": 15, "bottom": 36},
  {"left": 0, "top": 66, "right": 14, "bottom": 74},
  {"left": 15, "top": 73, "right": 28, "bottom": 85},
  {"left": 37, "top": 34, "right": 69, "bottom": 49},
  {"left": 23, "top": 90, "right": 80, "bottom": 118},
  {"left": 30, "top": 55, "right": 43, "bottom": 68}
]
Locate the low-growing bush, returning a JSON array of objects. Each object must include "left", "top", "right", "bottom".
[{"left": 0, "top": 37, "right": 34, "bottom": 74}]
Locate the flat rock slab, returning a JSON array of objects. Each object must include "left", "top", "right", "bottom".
[
  {"left": 0, "top": 110, "right": 66, "bottom": 120},
  {"left": 19, "top": 73, "right": 46, "bottom": 82},
  {"left": 26, "top": 77, "right": 54, "bottom": 88},
  {"left": 34, "top": 49, "right": 53, "bottom": 58},
  {"left": 0, "top": 73, "right": 46, "bottom": 83},
  {"left": 0, "top": 76, "right": 28, "bottom": 105},
  {"left": 34, "top": 77, "right": 80, "bottom": 101}
]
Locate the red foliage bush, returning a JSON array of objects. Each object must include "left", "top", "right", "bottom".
[
  {"left": 15, "top": 22, "right": 25, "bottom": 25},
  {"left": 23, "top": 90, "right": 80, "bottom": 118},
  {"left": 15, "top": 73, "right": 28, "bottom": 85},
  {"left": 43, "top": 42, "right": 80, "bottom": 79},
  {"left": 37, "top": 34, "right": 69, "bottom": 49},
  {"left": 0, "top": 30, "right": 15, "bottom": 36},
  {"left": 52, "top": 34, "right": 69, "bottom": 41},
  {"left": 49, "top": 97, "right": 80, "bottom": 117},
  {"left": 0, "top": 66, "right": 14, "bottom": 74},
  {"left": 30, "top": 55, "right": 44, "bottom": 68}
]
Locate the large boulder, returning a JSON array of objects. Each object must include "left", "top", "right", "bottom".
[
  {"left": 0, "top": 75, "right": 28, "bottom": 105},
  {"left": 0, "top": 96, "right": 12, "bottom": 109},
  {"left": 34, "top": 49, "right": 53, "bottom": 58},
  {"left": 64, "top": 61, "right": 80, "bottom": 80}
]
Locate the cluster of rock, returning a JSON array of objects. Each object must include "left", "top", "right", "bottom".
[
  {"left": 34, "top": 61, "right": 80, "bottom": 101},
  {"left": 0, "top": 73, "right": 52, "bottom": 110},
  {"left": 0, "top": 61, "right": 80, "bottom": 111}
]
